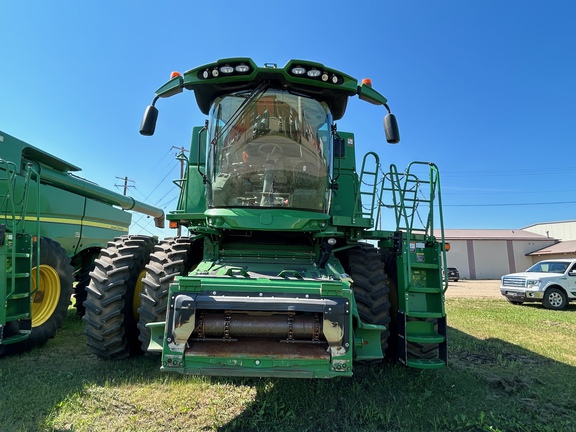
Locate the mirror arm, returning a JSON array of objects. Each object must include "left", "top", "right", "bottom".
[
  {"left": 331, "top": 123, "right": 342, "bottom": 183},
  {"left": 197, "top": 120, "right": 208, "bottom": 184}
]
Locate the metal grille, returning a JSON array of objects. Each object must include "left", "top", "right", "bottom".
[{"left": 502, "top": 277, "right": 526, "bottom": 288}]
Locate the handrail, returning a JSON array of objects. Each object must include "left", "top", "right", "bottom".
[
  {"left": 355, "top": 152, "right": 380, "bottom": 224},
  {"left": 379, "top": 161, "right": 448, "bottom": 292}
]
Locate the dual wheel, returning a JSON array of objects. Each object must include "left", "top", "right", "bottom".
[{"left": 82, "top": 235, "right": 201, "bottom": 359}]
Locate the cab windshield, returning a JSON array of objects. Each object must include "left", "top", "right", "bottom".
[{"left": 206, "top": 88, "right": 332, "bottom": 212}]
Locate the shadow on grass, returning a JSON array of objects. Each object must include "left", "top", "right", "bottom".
[
  {"left": 215, "top": 327, "right": 576, "bottom": 432},
  {"left": 1, "top": 311, "right": 576, "bottom": 432},
  {"left": 0, "top": 311, "right": 163, "bottom": 431}
]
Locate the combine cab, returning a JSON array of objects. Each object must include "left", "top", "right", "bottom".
[{"left": 85, "top": 58, "right": 448, "bottom": 378}]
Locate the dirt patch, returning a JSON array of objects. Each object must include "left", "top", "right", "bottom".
[{"left": 445, "top": 279, "right": 502, "bottom": 299}]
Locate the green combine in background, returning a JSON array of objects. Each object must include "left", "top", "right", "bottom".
[
  {"left": 83, "top": 58, "right": 449, "bottom": 378},
  {"left": 0, "top": 131, "right": 164, "bottom": 355}
]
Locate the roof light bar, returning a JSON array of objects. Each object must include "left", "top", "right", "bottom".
[
  {"left": 199, "top": 62, "right": 252, "bottom": 79},
  {"left": 288, "top": 64, "right": 342, "bottom": 84}
]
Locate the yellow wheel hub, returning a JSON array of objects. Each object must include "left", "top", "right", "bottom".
[{"left": 30, "top": 265, "right": 61, "bottom": 327}]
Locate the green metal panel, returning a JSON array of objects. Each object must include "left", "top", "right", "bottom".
[
  {"left": 204, "top": 208, "right": 330, "bottom": 231},
  {"left": 160, "top": 263, "right": 357, "bottom": 378},
  {"left": 10, "top": 172, "right": 130, "bottom": 256},
  {"left": 330, "top": 131, "right": 358, "bottom": 219}
]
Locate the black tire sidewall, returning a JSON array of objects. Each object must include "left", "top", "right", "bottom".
[
  {"left": 543, "top": 287, "right": 567, "bottom": 310},
  {"left": 24, "top": 237, "right": 73, "bottom": 351}
]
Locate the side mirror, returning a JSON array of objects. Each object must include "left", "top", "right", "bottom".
[
  {"left": 384, "top": 113, "right": 400, "bottom": 144},
  {"left": 140, "top": 105, "right": 159, "bottom": 136}
]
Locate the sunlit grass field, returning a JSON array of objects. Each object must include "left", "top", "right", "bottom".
[{"left": 1, "top": 298, "right": 575, "bottom": 431}]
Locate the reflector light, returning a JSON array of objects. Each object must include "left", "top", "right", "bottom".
[
  {"left": 235, "top": 64, "right": 250, "bottom": 72},
  {"left": 170, "top": 71, "right": 181, "bottom": 79},
  {"left": 220, "top": 66, "right": 234, "bottom": 74},
  {"left": 307, "top": 69, "right": 321, "bottom": 77},
  {"left": 291, "top": 67, "right": 306, "bottom": 75},
  {"left": 169, "top": 221, "right": 178, "bottom": 229}
]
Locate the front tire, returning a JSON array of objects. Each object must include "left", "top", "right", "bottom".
[
  {"left": 506, "top": 298, "right": 524, "bottom": 305},
  {"left": 340, "top": 243, "right": 391, "bottom": 362},
  {"left": 542, "top": 287, "right": 567, "bottom": 310},
  {"left": 83, "top": 235, "right": 156, "bottom": 359},
  {"left": 138, "top": 237, "right": 203, "bottom": 353}
]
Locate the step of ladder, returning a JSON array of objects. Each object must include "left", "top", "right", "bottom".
[
  {"left": 407, "top": 286, "right": 442, "bottom": 294},
  {"left": 406, "top": 358, "right": 446, "bottom": 369},
  {"left": 397, "top": 312, "right": 447, "bottom": 368},
  {"left": 1, "top": 233, "right": 33, "bottom": 341}
]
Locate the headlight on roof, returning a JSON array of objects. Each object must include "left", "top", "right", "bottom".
[
  {"left": 235, "top": 64, "right": 250, "bottom": 73},
  {"left": 291, "top": 66, "right": 306, "bottom": 75}
]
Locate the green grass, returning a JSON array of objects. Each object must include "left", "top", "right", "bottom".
[{"left": 1, "top": 299, "right": 575, "bottom": 431}]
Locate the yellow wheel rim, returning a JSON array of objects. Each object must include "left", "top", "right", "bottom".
[
  {"left": 132, "top": 269, "right": 147, "bottom": 319},
  {"left": 30, "top": 265, "right": 61, "bottom": 327}
]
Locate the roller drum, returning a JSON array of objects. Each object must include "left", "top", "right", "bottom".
[{"left": 197, "top": 312, "right": 320, "bottom": 339}]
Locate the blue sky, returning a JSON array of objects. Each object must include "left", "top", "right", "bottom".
[{"left": 2, "top": 1, "right": 575, "bottom": 238}]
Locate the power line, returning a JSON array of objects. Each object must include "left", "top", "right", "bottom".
[
  {"left": 445, "top": 201, "right": 576, "bottom": 207},
  {"left": 115, "top": 176, "right": 135, "bottom": 195},
  {"left": 441, "top": 167, "right": 576, "bottom": 178}
]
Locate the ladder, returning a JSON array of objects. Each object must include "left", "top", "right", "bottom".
[
  {"left": 357, "top": 155, "right": 448, "bottom": 368},
  {"left": 382, "top": 161, "right": 448, "bottom": 368},
  {"left": 0, "top": 160, "right": 39, "bottom": 345}
]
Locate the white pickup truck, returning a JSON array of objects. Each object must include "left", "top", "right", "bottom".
[{"left": 500, "top": 259, "right": 576, "bottom": 310}]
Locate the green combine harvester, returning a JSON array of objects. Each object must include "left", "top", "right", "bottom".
[
  {"left": 83, "top": 58, "right": 448, "bottom": 378},
  {"left": 0, "top": 131, "right": 164, "bottom": 355}
]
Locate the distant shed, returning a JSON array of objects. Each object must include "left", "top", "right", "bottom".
[
  {"left": 527, "top": 239, "right": 576, "bottom": 260},
  {"left": 439, "top": 229, "right": 557, "bottom": 280},
  {"left": 523, "top": 220, "right": 576, "bottom": 241}
]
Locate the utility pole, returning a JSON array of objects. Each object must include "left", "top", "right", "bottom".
[{"left": 115, "top": 176, "right": 135, "bottom": 196}]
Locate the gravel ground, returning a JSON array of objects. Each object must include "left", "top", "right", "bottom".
[{"left": 444, "top": 279, "right": 502, "bottom": 299}]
